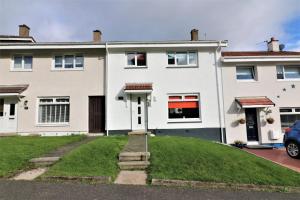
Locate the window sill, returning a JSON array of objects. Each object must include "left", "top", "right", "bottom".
[
  {"left": 10, "top": 69, "right": 33, "bottom": 72},
  {"left": 51, "top": 68, "right": 84, "bottom": 71},
  {"left": 124, "top": 66, "right": 148, "bottom": 69},
  {"left": 277, "top": 79, "right": 300, "bottom": 82},
  {"left": 166, "top": 65, "right": 198, "bottom": 69},
  {"left": 236, "top": 79, "right": 257, "bottom": 82},
  {"left": 167, "top": 119, "right": 202, "bottom": 123},
  {"left": 36, "top": 123, "right": 70, "bottom": 127}
]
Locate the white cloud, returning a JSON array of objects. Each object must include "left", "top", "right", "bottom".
[{"left": 0, "top": 0, "right": 300, "bottom": 50}]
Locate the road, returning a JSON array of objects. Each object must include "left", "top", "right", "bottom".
[{"left": 0, "top": 180, "right": 299, "bottom": 200}]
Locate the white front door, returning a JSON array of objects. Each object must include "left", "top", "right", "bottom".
[
  {"left": 0, "top": 97, "right": 18, "bottom": 133},
  {"left": 131, "top": 94, "right": 147, "bottom": 131}
]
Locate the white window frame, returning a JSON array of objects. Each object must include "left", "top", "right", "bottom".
[
  {"left": 125, "top": 52, "right": 147, "bottom": 68},
  {"left": 167, "top": 51, "right": 198, "bottom": 68},
  {"left": 280, "top": 107, "right": 300, "bottom": 128},
  {"left": 11, "top": 54, "right": 33, "bottom": 71},
  {"left": 277, "top": 65, "right": 300, "bottom": 81},
  {"left": 167, "top": 93, "right": 201, "bottom": 123},
  {"left": 52, "top": 54, "right": 84, "bottom": 71},
  {"left": 236, "top": 66, "right": 256, "bottom": 81},
  {"left": 36, "top": 97, "right": 70, "bottom": 126}
]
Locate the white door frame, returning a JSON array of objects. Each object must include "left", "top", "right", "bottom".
[
  {"left": 130, "top": 93, "right": 148, "bottom": 131},
  {"left": 0, "top": 97, "right": 18, "bottom": 133}
]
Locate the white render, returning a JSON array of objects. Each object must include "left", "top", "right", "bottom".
[
  {"left": 106, "top": 44, "right": 226, "bottom": 137},
  {"left": 221, "top": 61, "right": 300, "bottom": 144}
]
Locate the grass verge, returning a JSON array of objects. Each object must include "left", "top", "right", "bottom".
[
  {"left": 0, "top": 135, "right": 84, "bottom": 177},
  {"left": 44, "top": 136, "right": 127, "bottom": 180},
  {"left": 149, "top": 136, "right": 300, "bottom": 187}
]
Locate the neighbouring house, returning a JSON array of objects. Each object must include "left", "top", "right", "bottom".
[
  {"left": 0, "top": 25, "right": 106, "bottom": 136},
  {"left": 106, "top": 30, "right": 228, "bottom": 141},
  {"left": 221, "top": 37, "right": 300, "bottom": 146}
]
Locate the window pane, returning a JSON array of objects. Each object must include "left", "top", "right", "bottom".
[
  {"left": 75, "top": 56, "right": 84, "bottom": 68},
  {"left": 14, "top": 56, "right": 22, "bottom": 69},
  {"left": 284, "top": 67, "right": 300, "bottom": 79},
  {"left": 65, "top": 55, "right": 74, "bottom": 68},
  {"left": 176, "top": 52, "right": 188, "bottom": 65},
  {"left": 24, "top": 56, "right": 32, "bottom": 69},
  {"left": 55, "top": 56, "right": 63, "bottom": 68},
  {"left": 280, "top": 108, "right": 293, "bottom": 113},
  {"left": 276, "top": 66, "right": 284, "bottom": 79},
  {"left": 40, "top": 99, "right": 53, "bottom": 103},
  {"left": 295, "top": 108, "right": 300, "bottom": 112},
  {"left": 280, "top": 114, "right": 300, "bottom": 128},
  {"left": 56, "top": 98, "right": 69, "bottom": 103},
  {"left": 168, "top": 96, "right": 199, "bottom": 119},
  {"left": 9, "top": 104, "right": 15, "bottom": 116},
  {"left": 168, "top": 53, "right": 175, "bottom": 65},
  {"left": 236, "top": 67, "right": 254, "bottom": 80},
  {"left": 0, "top": 99, "right": 3, "bottom": 117},
  {"left": 136, "top": 53, "right": 146, "bottom": 66},
  {"left": 188, "top": 52, "right": 197, "bottom": 65},
  {"left": 127, "top": 53, "right": 135, "bottom": 66}
]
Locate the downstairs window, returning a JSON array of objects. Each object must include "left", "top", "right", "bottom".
[{"left": 280, "top": 107, "right": 300, "bottom": 129}]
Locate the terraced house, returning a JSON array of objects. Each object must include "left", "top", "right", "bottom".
[{"left": 1, "top": 24, "right": 300, "bottom": 146}]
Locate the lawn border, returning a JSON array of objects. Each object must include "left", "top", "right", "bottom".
[
  {"left": 151, "top": 179, "right": 300, "bottom": 193},
  {"left": 41, "top": 175, "right": 111, "bottom": 184}
]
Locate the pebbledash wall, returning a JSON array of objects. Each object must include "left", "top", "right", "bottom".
[
  {"left": 0, "top": 48, "right": 105, "bottom": 135},
  {"left": 106, "top": 42, "right": 227, "bottom": 142}
]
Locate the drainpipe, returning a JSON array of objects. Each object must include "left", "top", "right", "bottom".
[
  {"left": 214, "top": 41, "right": 226, "bottom": 143},
  {"left": 105, "top": 42, "right": 109, "bottom": 136}
]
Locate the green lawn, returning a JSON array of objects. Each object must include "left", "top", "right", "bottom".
[
  {"left": 44, "top": 136, "right": 127, "bottom": 179},
  {"left": 149, "top": 136, "right": 300, "bottom": 187},
  {"left": 0, "top": 136, "right": 84, "bottom": 177}
]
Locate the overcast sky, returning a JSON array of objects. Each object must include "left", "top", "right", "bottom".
[{"left": 0, "top": 0, "right": 300, "bottom": 50}]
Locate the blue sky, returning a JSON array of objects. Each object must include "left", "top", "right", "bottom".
[{"left": 0, "top": 0, "right": 300, "bottom": 51}]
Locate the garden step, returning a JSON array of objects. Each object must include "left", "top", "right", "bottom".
[
  {"left": 29, "top": 156, "right": 60, "bottom": 167},
  {"left": 118, "top": 161, "right": 150, "bottom": 170},
  {"left": 128, "top": 131, "right": 151, "bottom": 136},
  {"left": 119, "top": 152, "right": 150, "bottom": 161}
]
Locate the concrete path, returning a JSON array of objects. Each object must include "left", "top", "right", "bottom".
[
  {"left": 244, "top": 148, "right": 300, "bottom": 173},
  {"left": 0, "top": 180, "right": 299, "bottom": 200},
  {"left": 122, "top": 135, "right": 147, "bottom": 153},
  {"left": 114, "top": 171, "right": 147, "bottom": 185},
  {"left": 12, "top": 168, "right": 47, "bottom": 181}
]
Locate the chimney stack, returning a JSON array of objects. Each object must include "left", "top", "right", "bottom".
[
  {"left": 19, "top": 24, "right": 30, "bottom": 37},
  {"left": 93, "top": 30, "right": 102, "bottom": 43},
  {"left": 267, "top": 37, "right": 280, "bottom": 52},
  {"left": 191, "top": 29, "right": 199, "bottom": 41}
]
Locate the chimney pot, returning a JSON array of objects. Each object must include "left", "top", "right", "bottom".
[
  {"left": 191, "top": 29, "right": 199, "bottom": 41},
  {"left": 19, "top": 24, "right": 30, "bottom": 37},
  {"left": 267, "top": 37, "right": 279, "bottom": 52},
  {"left": 93, "top": 30, "right": 102, "bottom": 43}
]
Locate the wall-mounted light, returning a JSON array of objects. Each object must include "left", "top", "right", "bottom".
[{"left": 24, "top": 100, "right": 28, "bottom": 110}]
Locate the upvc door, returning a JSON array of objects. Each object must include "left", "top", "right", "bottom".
[
  {"left": 0, "top": 98, "right": 17, "bottom": 133},
  {"left": 131, "top": 94, "right": 146, "bottom": 131}
]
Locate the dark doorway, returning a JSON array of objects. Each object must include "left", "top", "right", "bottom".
[
  {"left": 89, "top": 96, "right": 105, "bottom": 133},
  {"left": 245, "top": 108, "right": 259, "bottom": 141}
]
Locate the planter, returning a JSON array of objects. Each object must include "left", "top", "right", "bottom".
[
  {"left": 238, "top": 118, "right": 246, "bottom": 124},
  {"left": 266, "top": 118, "right": 275, "bottom": 124}
]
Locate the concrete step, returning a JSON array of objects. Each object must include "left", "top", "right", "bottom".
[
  {"left": 119, "top": 152, "right": 150, "bottom": 161},
  {"left": 118, "top": 161, "right": 150, "bottom": 170},
  {"left": 29, "top": 156, "right": 60, "bottom": 167},
  {"left": 128, "top": 131, "right": 151, "bottom": 136}
]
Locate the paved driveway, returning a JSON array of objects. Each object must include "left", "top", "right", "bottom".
[{"left": 244, "top": 148, "right": 300, "bottom": 173}]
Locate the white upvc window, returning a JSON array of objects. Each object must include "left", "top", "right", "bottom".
[
  {"left": 53, "top": 55, "right": 84, "bottom": 70},
  {"left": 126, "top": 52, "right": 147, "bottom": 67},
  {"left": 167, "top": 51, "right": 198, "bottom": 67},
  {"left": 37, "top": 97, "right": 70, "bottom": 125},
  {"left": 277, "top": 65, "right": 300, "bottom": 80},
  {"left": 280, "top": 107, "right": 300, "bottom": 129},
  {"left": 236, "top": 66, "right": 256, "bottom": 80},
  {"left": 12, "top": 55, "right": 33, "bottom": 71},
  {"left": 168, "top": 93, "right": 201, "bottom": 122}
]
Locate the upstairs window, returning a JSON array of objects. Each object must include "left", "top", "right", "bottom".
[
  {"left": 277, "top": 65, "right": 300, "bottom": 80},
  {"left": 168, "top": 94, "right": 200, "bottom": 120},
  {"left": 12, "top": 55, "right": 33, "bottom": 71},
  {"left": 126, "top": 52, "right": 147, "bottom": 67},
  {"left": 236, "top": 66, "right": 255, "bottom": 80},
  {"left": 167, "top": 51, "right": 197, "bottom": 67},
  {"left": 54, "top": 55, "right": 84, "bottom": 70}
]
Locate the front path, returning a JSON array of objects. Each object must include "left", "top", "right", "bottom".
[{"left": 0, "top": 180, "right": 299, "bottom": 200}]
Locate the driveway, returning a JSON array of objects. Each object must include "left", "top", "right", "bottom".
[
  {"left": 244, "top": 148, "right": 300, "bottom": 173},
  {"left": 0, "top": 180, "right": 299, "bottom": 200}
]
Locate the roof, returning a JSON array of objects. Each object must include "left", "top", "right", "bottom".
[
  {"left": 222, "top": 51, "right": 300, "bottom": 57},
  {"left": 0, "top": 35, "right": 36, "bottom": 43},
  {"left": 124, "top": 83, "right": 153, "bottom": 91},
  {"left": 235, "top": 97, "right": 275, "bottom": 108},
  {"left": 0, "top": 85, "right": 29, "bottom": 94}
]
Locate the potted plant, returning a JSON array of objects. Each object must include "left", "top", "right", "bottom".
[
  {"left": 233, "top": 140, "right": 245, "bottom": 149},
  {"left": 266, "top": 117, "right": 275, "bottom": 124},
  {"left": 238, "top": 118, "right": 246, "bottom": 124}
]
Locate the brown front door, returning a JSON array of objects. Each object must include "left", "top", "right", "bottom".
[{"left": 89, "top": 96, "right": 105, "bottom": 133}]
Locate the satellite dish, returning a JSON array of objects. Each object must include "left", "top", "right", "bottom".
[{"left": 279, "top": 44, "right": 285, "bottom": 51}]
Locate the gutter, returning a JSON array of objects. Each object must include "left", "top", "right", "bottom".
[{"left": 105, "top": 42, "right": 109, "bottom": 136}]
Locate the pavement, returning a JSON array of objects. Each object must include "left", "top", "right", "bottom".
[
  {"left": 114, "top": 170, "right": 147, "bottom": 185},
  {"left": 244, "top": 148, "right": 300, "bottom": 173},
  {"left": 0, "top": 180, "right": 299, "bottom": 200}
]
